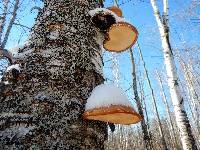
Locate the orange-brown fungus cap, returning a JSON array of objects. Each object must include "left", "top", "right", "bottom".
[
  {"left": 103, "top": 22, "right": 138, "bottom": 52},
  {"left": 107, "top": 6, "right": 123, "bottom": 17},
  {"left": 83, "top": 105, "right": 142, "bottom": 125}
]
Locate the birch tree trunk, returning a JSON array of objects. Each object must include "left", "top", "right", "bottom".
[
  {"left": 156, "top": 70, "right": 179, "bottom": 149},
  {"left": 150, "top": 0, "right": 197, "bottom": 149},
  {"left": 129, "top": 48, "right": 151, "bottom": 150},
  {"left": 179, "top": 57, "right": 200, "bottom": 128},
  {"left": 137, "top": 42, "right": 168, "bottom": 150},
  {"left": 138, "top": 72, "right": 154, "bottom": 150},
  {"left": 0, "top": 0, "right": 107, "bottom": 149}
]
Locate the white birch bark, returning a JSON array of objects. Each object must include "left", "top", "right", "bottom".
[
  {"left": 150, "top": 0, "right": 197, "bottom": 149},
  {"left": 178, "top": 56, "right": 200, "bottom": 146},
  {"left": 179, "top": 57, "right": 200, "bottom": 127}
]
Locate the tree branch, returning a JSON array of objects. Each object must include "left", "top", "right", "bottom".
[{"left": 13, "top": 22, "right": 31, "bottom": 30}]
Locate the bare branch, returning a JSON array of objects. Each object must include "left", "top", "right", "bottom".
[
  {"left": 13, "top": 22, "right": 31, "bottom": 30},
  {"left": 30, "top": 6, "right": 42, "bottom": 13}
]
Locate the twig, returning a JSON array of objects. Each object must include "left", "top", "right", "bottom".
[{"left": 13, "top": 22, "right": 31, "bottom": 30}]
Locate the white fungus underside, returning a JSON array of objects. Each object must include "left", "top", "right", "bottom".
[{"left": 85, "top": 84, "right": 132, "bottom": 110}]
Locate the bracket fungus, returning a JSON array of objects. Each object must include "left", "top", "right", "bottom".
[
  {"left": 83, "top": 84, "right": 142, "bottom": 125},
  {"left": 4, "top": 64, "right": 22, "bottom": 82},
  {"left": 90, "top": 11, "right": 116, "bottom": 32},
  {"left": 103, "top": 22, "right": 138, "bottom": 52},
  {"left": 89, "top": 7, "right": 138, "bottom": 52},
  {"left": 107, "top": 6, "right": 123, "bottom": 17}
]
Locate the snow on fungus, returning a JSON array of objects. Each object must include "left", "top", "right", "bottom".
[
  {"left": 103, "top": 22, "right": 138, "bottom": 52},
  {"left": 89, "top": 8, "right": 125, "bottom": 32},
  {"left": 89, "top": 8, "right": 116, "bottom": 18},
  {"left": 107, "top": 6, "right": 123, "bottom": 17},
  {"left": 83, "top": 84, "right": 142, "bottom": 125},
  {"left": 88, "top": 8, "right": 125, "bottom": 22},
  {"left": 6, "top": 64, "right": 21, "bottom": 72}
]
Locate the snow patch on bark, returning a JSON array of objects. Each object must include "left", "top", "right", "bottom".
[
  {"left": 13, "top": 49, "right": 33, "bottom": 59},
  {"left": 88, "top": 8, "right": 125, "bottom": 23},
  {"left": 0, "top": 125, "right": 35, "bottom": 140},
  {"left": 91, "top": 48, "right": 103, "bottom": 75},
  {"left": 85, "top": 84, "right": 132, "bottom": 110},
  {"left": 0, "top": 113, "right": 32, "bottom": 118},
  {"left": 9, "top": 45, "right": 23, "bottom": 54},
  {"left": 47, "top": 30, "right": 60, "bottom": 40},
  {"left": 47, "top": 59, "right": 65, "bottom": 66}
]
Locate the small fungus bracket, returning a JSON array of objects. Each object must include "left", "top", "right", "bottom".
[
  {"left": 3, "top": 64, "right": 23, "bottom": 83},
  {"left": 91, "top": 12, "right": 116, "bottom": 32},
  {"left": 89, "top": 8, "right": 121, "bottom": 32}
]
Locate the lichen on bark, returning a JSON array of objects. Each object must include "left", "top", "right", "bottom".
[{"left": 0, "top": 0, "right": 107, "bottom": 149}]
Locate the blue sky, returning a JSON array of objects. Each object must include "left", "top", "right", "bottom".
[{"left": 2, "top": 0, "right": 200, "bottom": 119}]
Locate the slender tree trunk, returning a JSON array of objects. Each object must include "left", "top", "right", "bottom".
[
  {"left": 0, "top": 0, "right": 107, "bottom": 149},
  {"left": 179, "top": 78, "right": 200, "bottom": 147},
  {"left": 138, "top": 74, "right": 153, "bottom": 150},
  {"left": 179, "top": 57, "right": 200, "bottom": 127},
  {"left": 137, "top": 43, "right": 168, "bottom": 150},
  {"left": 150, "top": 0, "right": 197, "bottom": 149},
  {"left": 156, "top": 70, "right": 179, "bottom": 149},
  {"left": 178, "top": 55, "right": 200, "bottom": 147},
  {"left": 2, "top": 0, "right": 19, "bottom": 48},
  {"left": 0, "top": 0, "right": 9, "bottom": 45},
  {"left": 129, "top": 48, "right": 152, "bottom": 150}
]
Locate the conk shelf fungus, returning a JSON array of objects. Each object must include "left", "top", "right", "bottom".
[
  {"left": 0, "top": 0, "right": 107, "bottom": 149},
  {"left": 83, "top": 84, "right": 142, "bottom": 125}
]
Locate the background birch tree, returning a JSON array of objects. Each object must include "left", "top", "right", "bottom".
[{"left": 150, "top": 0, "right": 197, "bottom": 149}]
